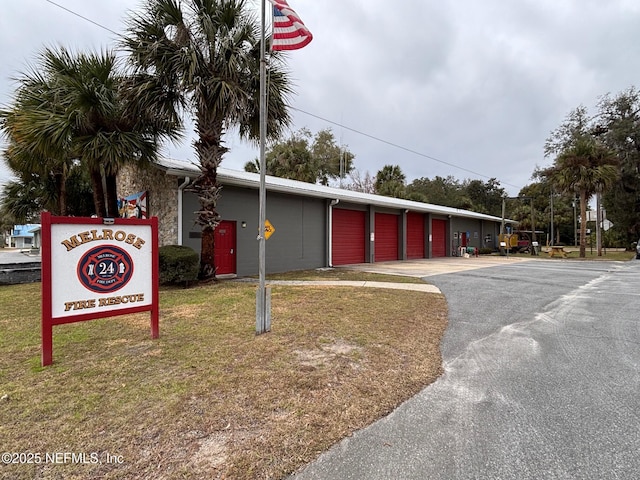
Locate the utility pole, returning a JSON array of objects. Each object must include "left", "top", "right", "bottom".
[
  {"left": 500, "top": 197, "right": 506, "bottom": 255},
  {"left": 573, "top": 196, "right": 578, "bottom": 247},
  {"left": 550, "top": 189, "right": 554, "bottom": 246},
  {"left": 530, "top": 197, "right": 537, "bottom": 255},
  {"left": 596, "top": 191, "right": 602, "bottom": 256}
]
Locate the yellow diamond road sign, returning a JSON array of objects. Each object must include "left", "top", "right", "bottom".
[{"left": 264, "top": 219, "right": 275, "bottom": 240}]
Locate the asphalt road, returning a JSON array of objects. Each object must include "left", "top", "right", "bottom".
[
  {"left": 290, "top": 259, "right": 640, "bottom": 480},
  {"left": 0, "top": 249, "right": 40, "bottom": 264}
]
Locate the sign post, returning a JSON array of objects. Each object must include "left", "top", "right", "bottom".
[{"left": 41, "top": 213, "right": 159, "bottom": 366}]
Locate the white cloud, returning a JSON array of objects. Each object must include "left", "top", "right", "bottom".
[{"left": 2, "top": 0, "right": 640, "bottom": 197}]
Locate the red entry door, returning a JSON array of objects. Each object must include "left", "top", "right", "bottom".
[
  {"left": 461, "top": 232, "right": 468, "bottom": 247},
  {"left": 214, "top": 221, "right": 236, "bottom": 275}
]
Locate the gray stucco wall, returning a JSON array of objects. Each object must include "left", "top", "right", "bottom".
[
  {"left": 118, "top": 164, "right": 508, "bottom": 272},
  {"left": 182, "top": 187, "right": 326, "bottom": 276},
  {"left": 450, "top": 218, "right": 501, "bottom": 251}
]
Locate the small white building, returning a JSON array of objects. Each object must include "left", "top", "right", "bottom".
[{"left": 9, "top": 224, "right": 41, "bottom": 249}]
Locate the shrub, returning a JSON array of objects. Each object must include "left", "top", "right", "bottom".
[
  {"left": 158, "top": 245, "right": 199, "bottom": 286},
  {"left": 478, "top": 247, "right": 494, "bottom": 255}
]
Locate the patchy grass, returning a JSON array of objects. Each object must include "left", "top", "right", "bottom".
[
  {"left": 494, "top": 249, "right": 636, "bottom": 261},
  {"left": 0, "top": 274, "right": 447, "bottom": 480},
  {"left": 559, "top": 250, "right": 636, "bottom": 261},
  {"left": 540, "top": 249, "right": 635, "bottom": 261}
]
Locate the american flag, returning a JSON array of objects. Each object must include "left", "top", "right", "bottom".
[{"left": 268, "top": 0, "right": 313, "bottom": 51}]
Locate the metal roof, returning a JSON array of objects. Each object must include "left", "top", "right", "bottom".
[{"left": 156, "top": 157, "right": 516, "bottom": 224}]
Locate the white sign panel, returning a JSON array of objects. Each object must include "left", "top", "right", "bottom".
[{"left": 50, "top": 223, "right": 153, "bottom": 318}]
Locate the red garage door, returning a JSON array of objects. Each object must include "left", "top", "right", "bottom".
[
  {"left": 375, "top": 213, "right": 399, "bottom": 262},
  {"left": 406, "top": 212, "right": 425, "bottom": 259},
  {"left": 332, "top": 209, "right": 366, "bottom": 265},
  {"left": 432, "top": 219, "right": 447, "bottom": 257}
]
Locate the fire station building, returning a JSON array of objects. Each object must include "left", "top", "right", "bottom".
[{"left": 118, "top": 158, "right": 513, "bottom": 277}]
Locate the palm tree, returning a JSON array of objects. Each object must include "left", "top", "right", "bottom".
[
  {"left": 1, "top": 69, "right": 75, "bottom": 216},
  {"left": 375, "top": 164, "right": 407, "bottom": 198},
  {"left": 243, "top": 158, "right": 263, "bottom": 174},
  {"left": 0, "top": 180, "right": 47, "bottom": 223},
  {"left": 1, "top": 47, "right": 180, "bottom": 218},
  {"left": 543, "top": 136, "right": 618, "bottom": 257},
  {"left": 122, "top": 0, "right": 293, "bottom": 279},
  {"left": 1, "top": 118, "right": 95, "bottom": 220},
  {"left": 44, "top": 48, "right": 180, "bottom": 217}
]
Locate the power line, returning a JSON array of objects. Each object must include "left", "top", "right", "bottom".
[
  {"left": 43, "top": 0, "right": 524, "bottom": 192},
  {"left": 44, "top": 0, "right": 121, "bottom": 37},
  {"left": 292, "top": 106, "right": 523, "bottom": 191}
]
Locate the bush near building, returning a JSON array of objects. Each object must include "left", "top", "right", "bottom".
[{"left": 158, "top": 245, "right": 199, "bottom": 286}]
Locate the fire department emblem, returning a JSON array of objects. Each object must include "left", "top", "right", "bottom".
[{"left": 77, "top": 245, "right": 134, "bottom": 294}]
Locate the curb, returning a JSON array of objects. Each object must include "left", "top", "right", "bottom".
[{"left": 244, "top": 280, "right": 441, "bottom": 294}]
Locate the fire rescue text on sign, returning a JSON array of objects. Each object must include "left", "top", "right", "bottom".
[{"left": 64, "top": 293, "right": 146, "bottom": 312}]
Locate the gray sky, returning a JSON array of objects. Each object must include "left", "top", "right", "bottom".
[{"left": 2, "top": 0, "right": 640, "bottom": 196}]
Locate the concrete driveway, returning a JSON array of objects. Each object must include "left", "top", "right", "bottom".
[
  {"left": 291, "top": 258, "right": 640, "bottom": 479},
  {"left": 0, "top": 248, "right": 41, "bottom": 264},
  {"left": 341, "top": 255, "right": 536, "bottom": 277}
]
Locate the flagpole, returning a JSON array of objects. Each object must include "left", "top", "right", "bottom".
[
  {"left": 257, "top": 0, "right": 311, "bottom": 333},
  {"left": 256, "top": 0, "right": 268, "bottom": 334}
]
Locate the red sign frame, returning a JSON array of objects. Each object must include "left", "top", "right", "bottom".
[{"left": 41, "top": 212, "right": 159, "bottom": 366}]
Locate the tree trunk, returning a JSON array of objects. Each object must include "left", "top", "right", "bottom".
[
  {"left": 105, "top": 173, "right": 119, "bottom": 218},
  {"left": 191, "top": 164, "right": 221, "bottom": 280},
  {"left": 191, "top": 114, "right": 227, "bottom": 281},
  {"left": 200, "top": 227, "right": 216, "bottom": 279},
  {"left": 89, "top": 167, "right": 107, "bottom": 217},
  {"left": 54, "top": 169, "right": 67, "bottom": 216},
  {"left": 579, "top": 189, "right": 587, "bottom": 258}
]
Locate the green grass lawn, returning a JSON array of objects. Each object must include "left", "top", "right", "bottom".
[{"left": 0, "top": 275, "right": 446, "bottom": 479}]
